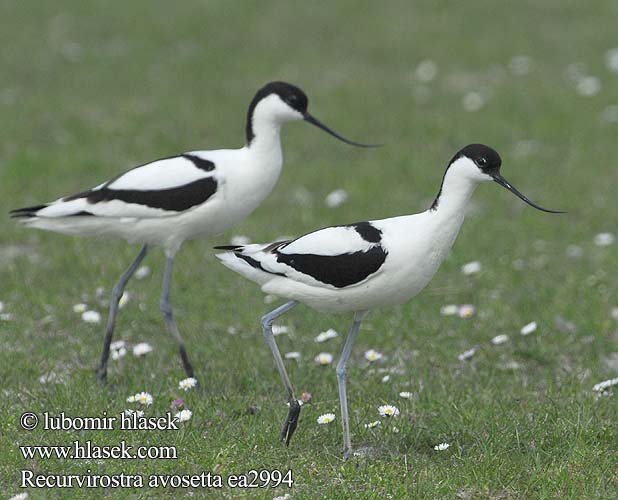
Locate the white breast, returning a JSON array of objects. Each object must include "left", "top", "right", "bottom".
[
  {"left": 375, "top": 212, "right": 465, "bottom": 299},
  {"left": 170, "top": 146, "right": 283, "bottom": 241}
]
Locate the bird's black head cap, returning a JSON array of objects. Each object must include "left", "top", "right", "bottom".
[
  {"left": 246, "top": 82, "right": 308, "bottom": 143},
  {"left": 266, "top": 81, "right": 308, "bottom": 113},
  {"left": 450, "top": 143, "right": 502, "bottom": 174}
]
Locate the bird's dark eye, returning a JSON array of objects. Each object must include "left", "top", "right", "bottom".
[
  {"left": 477, "top": 157, "right": 487, "bottom": 166},
  {"left": 280, "top": 90, "right": 307, "bottom": 111}
]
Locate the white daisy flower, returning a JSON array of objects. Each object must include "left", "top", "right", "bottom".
[
  {"left": 118, "top": 292, "right": 130, "bottom": 309},
  {"left": 317, "top": 413, "right": 336, "bottom": 425},
  {"left": 325, "top": 188, "right": 348, "bottom": 208},
  {"left": 128, "top": 392, "right": 153, "bottom": 406},
  {"left": 458, "top": 304, "right": 476, "bottom": 318},
  {"left": 110, "top": 340, "right": 126, "bottom": 351},
  {"left": 364, "top": 420, "right": 381, "bottom": 429},
  {"left": 592, "top": 377, "right": 618, "bottom": 392},
  {"left": 81, "top": 310, "right": 101, "bottom": 324},
  {"left": 135, "top": 265, "right": 151, "bottom": 280},
  {"left": 381, "top": 375, "right": 391, "bottom": 383},
  {"left": 364, "top": 349, "right": 383, "bottom": 362},
  {"left": 440, "top": 304, "right": 459, "bottom": 316},
  {"left": 502, "top": 360, "right": 523, "bottom": 370},
  {"left": 520, "top": 321, "right": 537, "bottom": 336},
  {"left": 606, "top": 48, "right": 618, "bottom": 73},
  {"left": 8, "top": 493, "right": 29, "bottom": 500},
  {"left": 132, "top": 342, "right": 153, "bottom": 357},
  {"left": 399, "top": 391, "right": 413, "bottom": 399},
  {"left": 273, "top": 494, "right": 291, "bottom": 500},
  {"left": 462, "top": 91, "right": 486, "bottom": 112},
  {"left": 38, "top": 372, "right": 60, "bottom": 384},
  {"left": 272, "top": 325, "right": 289, "bottom": 336},
  {"left": 576, "top": 76, "right": 601, "bottom": 96},
  {"left": 461, "top": 261, "right": 482, "bottom": 275},
  {"left": 457, "top": 347, "right": 477, "bottom": 361},
  {"left": 594, "top": 232, "right": 615, "bottom": 247},
  {"left": 491, "top": 334, "right": 509, "bottom": 345},
  {"left": 178, "top": 377, "right": 198, "bottom": 391},
  {"left": 111, "top": 347, "right": 127, "bottom": 360},
  {"left": 230, "top": 235, "right": 251, "bottom": 246},
  {"left": 314, "top": 352, "right": 333, "bottom": 365},
  {"left": 414, "top": 59, "right": 438, "bottom": 82},
  {"left": 136, "top": 392, "right": 153, "bottom": 405},
  {"left": 73, "top": 303, "right": 87, "bottom": 313},
  {"left": 315, "top": 328, "right": 338, "bottom": 343},
  {"left": 433, "top": 442, "right": 450, "bottom": 451},
  {"left": 378, "top": 405, "right": 400, "bottom": 417},
  {"left": 124, "top": 409, "right": 144, "bottom": 417},
  {"left": 175, "top": 409, "right": 193, "bottom": 422},
  {"left": 284, "top": 351, "right": 301, "bottom": 360}
]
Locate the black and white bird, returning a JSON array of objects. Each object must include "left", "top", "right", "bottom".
[
  {"left": 215, "top": 144, "right": 563, "bottom": 456},
  {"left": 10, "top": 81, "right": 378, "bottom": 382}
]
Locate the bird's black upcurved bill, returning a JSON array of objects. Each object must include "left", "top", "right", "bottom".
[
  {"left": 303, "top": 112, "right": 382, "bottom": 148},
  {"left": 492, "top": 173, "right": 565, "bottom": 214}
]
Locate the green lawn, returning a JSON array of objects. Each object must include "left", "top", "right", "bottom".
[{"left": 1, "top": 1, "right": 618, "bottom": 498}]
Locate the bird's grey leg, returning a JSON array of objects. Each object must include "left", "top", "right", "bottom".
[
  {"left": 160, "top": 256, "right": 195, "bottom": 379},
  {"left": 96, "top": 244, "right": 149, "bottom": 382},
  {"left": 336, "top": 312, "right": 365, "bottom": 458},
  {"left": 260, "top": 300, "right": 299, "bottom": 445}
]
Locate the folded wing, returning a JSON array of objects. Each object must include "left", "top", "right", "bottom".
[
  {"left": 216, "top": 221, "right": 388, "bottom": 289},
  {"left": 11, "top": 153, "right": 218, "bottom": 220}
]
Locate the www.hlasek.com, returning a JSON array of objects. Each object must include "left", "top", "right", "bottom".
[{"left": 17, "top": 411, "right": 293, "bottom": 490}]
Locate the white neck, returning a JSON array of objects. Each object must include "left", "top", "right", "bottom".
[
  {"left": 430, "top": 167, "right": 479, "bottom": 220},
  {"left": 247, "top": 113, "right": 283, "bottom": 155},
  {"left": 245, "top": 94, "right": 289, "bottom": 155}
]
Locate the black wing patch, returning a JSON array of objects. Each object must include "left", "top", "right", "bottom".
[
  {"left": 276, "top": 245, "right": 387, "bottom": 288},
  {"left": 9, "top": 204, "right": 48, "bottom": 218},
  {"left": 213, "top": 240, "right": 291, "bottom": 252},
  {"left": 64, "top": 177, "right": 218, "bottom": 212},
  {"left": 263, "top": 240, "right": 292, "bottom": 252},
  {"left": 348, "top": 221, "right": 382, "bottom": 243},
  {"left": 182, "top": 154, "right": 215, "bottom": 172},
  {"left": 214, "top": 245, "right": 244, "bottom": 251},
  {"left": 237, "top": 254, "right": 286, "bottom": 277}
]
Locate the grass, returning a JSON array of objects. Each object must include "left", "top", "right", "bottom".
[{"left": 1, "top": 1, "right": 618, "bottom": 498}]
